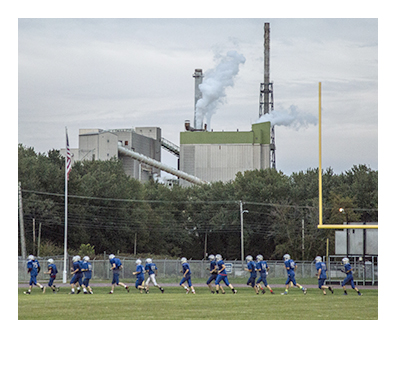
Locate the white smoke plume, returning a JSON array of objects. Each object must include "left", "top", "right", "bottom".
[
  {"left": 256, "top": 105, "right": 317, "bottom": 129},
  {"left": 195, "top": 50, "right": 246, "bottom": 130}
]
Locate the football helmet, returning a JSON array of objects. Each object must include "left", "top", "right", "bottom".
[
  {"left": 215, "top": 254, "right": 222, "bottom": 261},
  {"left": 342, "top": 257, "right": 349, "bottom": 265},
  {"left": 181, "top": 257, "right": 187, "bottom": 263},
  {"left": 108, "top": 254, "right": 115, "bottom": 260},
  {"left": 283, "top": 254, "right": 291, "bottom": 261},
  {"left": 28, "top": 255, "right": 35, "bottom": 261},
  {"left": 47, "top": 258, "right": 54, "bottom": 264},
  {"left": 256, "top": 255, "right": 263, "bottom": 261},
  {"left": 208, "top": 254, "right": 215, "bottom": 261},
  {"left": 146, "top": 258, "right": 153, "bottom": 264},
  {"left": 72, "top": 255, "right": 81, "bottom": 262},
  {"left": 315, "top": 256, "right": 322, "bottom": 262},
  {"left": 83, "top": 256, "right": 90, "bottom": 262},
  {"left": 136, "top": 259, "right": 142, "bottom": 265},
  {"left": 246, "top": 255, "right": 253, "bottom": 261}
]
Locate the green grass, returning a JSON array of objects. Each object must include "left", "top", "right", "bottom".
[{"left": 18, "top": 286, "right": 378, "bottom": 320}]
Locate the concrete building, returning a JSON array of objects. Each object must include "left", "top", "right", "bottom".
[
  {"left": 179, "top": 121, "right": 272, "bottom": 185},
  {"left": 62, "top": 127, "right": 162, "bottom": 182}
]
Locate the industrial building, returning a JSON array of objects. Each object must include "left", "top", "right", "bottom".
[
  {"left": 62, "top": 127, "right": 162, "bottom": 182},
  {"left": 179, "top": 121, "right": 272, "bottom": 185}
]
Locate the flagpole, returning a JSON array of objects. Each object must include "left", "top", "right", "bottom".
[{"left": 63, "top": 127, "right": 68, "bottom": 283}]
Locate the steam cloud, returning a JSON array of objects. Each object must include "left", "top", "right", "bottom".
[
  {"left": 256, "top": 105, "right": 317, "bottom": 129},
  {"left": 195, "top": 50, "right": 246, "bottom": 130}
]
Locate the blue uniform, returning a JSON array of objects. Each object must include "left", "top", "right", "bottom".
[
  {"left": 284, "top": 259, "right": 297, "bottom": 286},
  {"left": 206, "top": 260, "right": 218, "bottom": 285},
  {"left": 315, "top": 261, "right": 327, "bottom": 288},
  {"left": 215, "top": 260, "right": 230, "bottom": 286},
  {"left": 256, "top": 260, "right": 269, "bottom": 286},
  {"left": 70, "top": 260, "right": 83, "bottom": 285},
  {"left": 27, "top": 259, "right": 40, "bottom": 286},
  {"left": 47, "top": 263, "right": 58, "bottom": 287},
  {"left": 145, "top": 262, "right": 157, "bottom": 275},
  {"left": 110, "top": 257, "right": 122, "bottom": 285},
  {"left": 135, "top": 264, "right": 145, "bottom": 288},
  {"left": 246, "top": 260, "right": 257, "bottom": 287},
  {"left": 82, "top": 261, "right": 92, "bottom": 286},
  {"left": 179, "top": 262, "right": 193, "bottom": 287},
  {"left": 342, "top": 263, "right": 356, "bottom": 289}
]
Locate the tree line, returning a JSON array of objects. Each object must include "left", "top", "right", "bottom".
[{"left": 18, "top": 144, "right": 378, "bottom": 260}]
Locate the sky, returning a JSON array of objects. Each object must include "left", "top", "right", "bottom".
[{"left": 18, "top": 17, "right": 378, "bottom": 177}]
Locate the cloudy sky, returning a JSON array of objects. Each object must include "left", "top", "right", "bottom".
[{"left": 18, "top": 18, "right": 378, "bottom": 176}]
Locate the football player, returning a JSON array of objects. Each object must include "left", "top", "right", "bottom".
[
  {"left": 255, "top": 255, "right": 274, "bottom": 294},
  {"left": 109, "top": 254, "right": 130, "bottom": 294},
  {"left": 315, "top": 256, "right": 333, "bottom": 295},
  {"left": 133, "top": 259, "right": 148, "bottom": 293},
  {"left": 24, "top": 255, "right": 45, "bottom": 294},
  {"left": 179, "top": 257, "right": 195, "bottom": 294},
  {"left": 81, "top": 256, "right": 93, "bottom": 294},
  {"left": 44, "top": 258, "right": 59, "bottom": 293},
  {"left": 341, "top": 257, "right": 362, "bottom": 296},
  {"left": 70, "top": 255, "right": 83, "bottom": 294},
  {"left": 215, "top": 254, "right": 237, "bottom": 294},
  {"left": 206, "top": 254, "right": 224, "bottom": 294},
  {"left": 281, "top": 254, "right": 307, "bottom": 295},
  {"left": 144, "top": 258, "right": 164, "bottom": 293},
  {"left": 244, "top": 255, "right": 259, "bottom": 294}
]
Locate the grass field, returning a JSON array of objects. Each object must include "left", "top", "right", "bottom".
[{"left": 18, "top": 285, "right": 378, "bottom": 320}]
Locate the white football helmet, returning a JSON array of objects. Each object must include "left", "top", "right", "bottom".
[
  {"left": 256, "top": 255, "right": 263, "bottom": 261},
  {"left": 315, "top": 256, "right": 322, "bottom": 262},
  {"left": 72, "top": 255, "right": 81, "bottom": 262},
  {"left": 136, "top": 259, "right": 142, "bottom": 265},
  {"left": 181, "top": 257, "right": 187, "bottom": 263},
  {"left": 108, "top": 254, "right": 115, "bottom": 260},
  {"left": 208, "top": 254, "right": 215, "bottom": 261},
  {"left": 83, "top": 256, "right": 90, "bottom": 262},
  {"left": 146, "top": 258, "right": 153, "bottom": 264},
  {"left": 47, "top": 258, "right": 54, "bottom": 264},
  {"left": 246, "top": 255, "right": 253, "bottom": 261},
  {"left": 215, "top": 254, "right": 222, "bottom": 261},
  {"left": 28, "top": 255, "right": 35, "bottom": 261},
  {"left": 283, "top": 254, "right": 291, "bottom": 261},
  {"left": 342, "top": 257, "right": 349, "bottom": 265}
]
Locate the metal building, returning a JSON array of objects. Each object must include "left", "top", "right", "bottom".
[
  {"left": 179, "top": 121, "right": 272, "bottom": 185},
  {"left": 62, "top": 127, "right": 162, "bottom": 182}
]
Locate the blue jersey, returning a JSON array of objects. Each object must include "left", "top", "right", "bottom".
[
  {"left": 182, "top": 262, "right": 191, "bottom": 278},
  {"left": 343, "top": 263, "right": 353, "bottom": 277},
  {"left": 247, "top": 261, "right": 257, "bottom": 277},
  {"left": 27, "top": 260, "right": 40, "bottom": 276},
  {"left": 209, "top": 260, "right": 217, "bottom": 273},
  {"left": 145, "top": 263, "right": 157, "bottom": 275},
  {"left": 257, "top": 260, "right": 268, "bottom": 276},
  {"left": 73, "top": 260, "right": 83, "bottom": 276},
  {"left": 284, "top": 259, "right": 296, "bottom": 273},
  {"left": 82, "top": 261, "right": 92, "bottom": 279},
  {"left": 110, "top": 257, "right": 122, "bottom": 272},
  {"left": 217, "top": 260, "right": 227, "bottom": 276},
  {"left": 136, "top": 264, "right": 145, "bottom": 279},
  {"left": 48, "top": 263, "right": 58, "bottom": 277},
  {"left": 315, "top": 261, "right": 327, "bottom": 279}
]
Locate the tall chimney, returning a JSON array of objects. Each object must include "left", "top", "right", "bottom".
[
  {"left": 193, "top": 69, "right": 203, "bottom": 129},
  {"left": 263, "top": 23, "right": 270, "bottom": 115}
]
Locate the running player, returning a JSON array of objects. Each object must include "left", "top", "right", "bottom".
[
  {"left": 179, "top": 257, "right": 195, "bottom": 294},
  {"left": 206, "top": 254, "right": 224, "bottom": 294},
  {"left": 24, "top": 255, "right": 45, "bottom": 294},
  {"left": 245, "top": 255, "right": 259, "bottom": 294},
  {"left": 315, "top": 256, "right": 333, "bottom": 295},
  {"left": 256, "top": 255, "right": 274, "bottom": 294},
  {"left": 144, "top": 258, "right": 164, "bottom": 293},
  {"left": 108, "top": 254, "right": 129, "bottom": 294},
  {"left": 70, "top": 255, "right": 83, "bottom": 294},
  {"left": 341, "top": 257, "right": 362, "bottom": 296},
  {"left": 282, "top": 254, "right": 307, "bottom": 295},
  {"left": 44, "top": 258, "right": 59, "bottom": 293},
  {"left": 81, "top": 256, "right": 94, "bottom": 294},
  {"left": 133, "top": 259, "right": 148, "bottom": 293},
  {"left": 215, "top": 254, "right": 237, "bottom": 294}
]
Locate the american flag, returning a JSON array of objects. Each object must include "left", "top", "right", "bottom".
[{"left": 66, "top": 130, "right": 72, "bottom": 180}]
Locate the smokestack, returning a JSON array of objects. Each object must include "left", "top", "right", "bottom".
[
  {"left": 193, "top": 69, "right": 203, "bottom": 129},
  {"left": 264, "top": 23, "right": 270, "bottom": 115}
]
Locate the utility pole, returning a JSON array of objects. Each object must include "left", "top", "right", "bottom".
[
  {"left": 32, "top": 218, "right": 36, "bottom": 255},
  {"left": 240, "top": 201, "right": 248, "bottom": 265},
  {"left": 302, "top": 218, "right": 305, "bottom": 260},
  {"left": 18, "top": 182, "right": 27, "bottom": 260}
]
